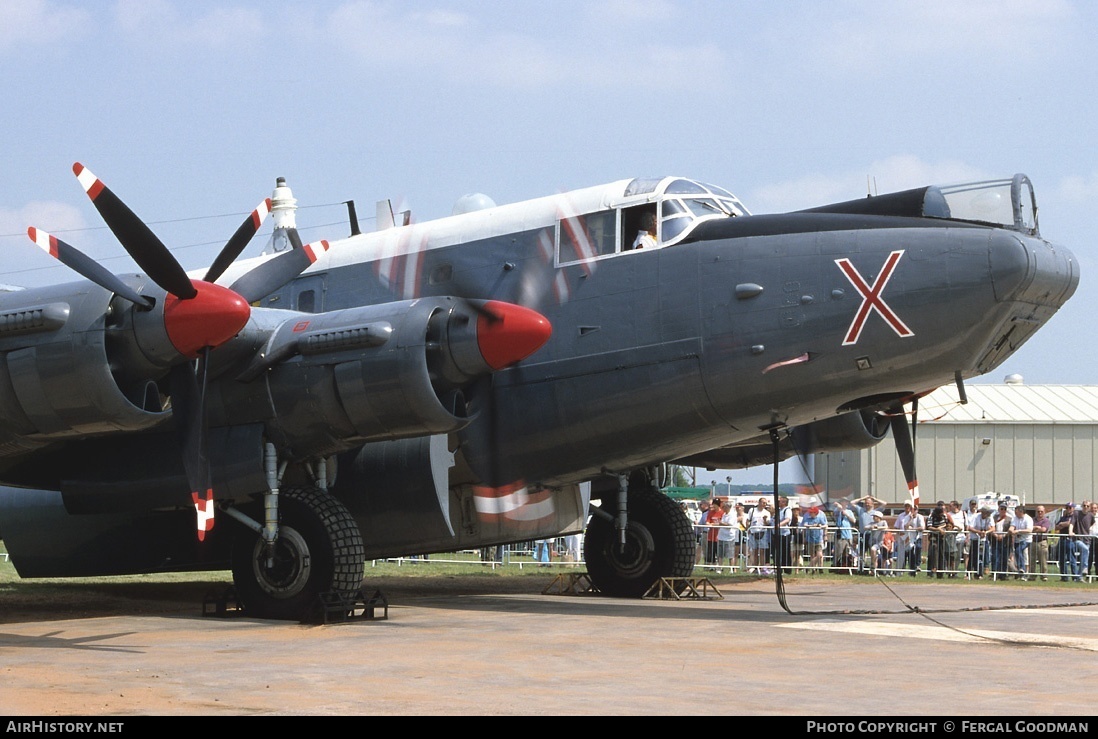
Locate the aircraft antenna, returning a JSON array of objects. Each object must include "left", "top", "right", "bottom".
[{"left": 344, "top": 200, "right": 361, "bottom": 237}]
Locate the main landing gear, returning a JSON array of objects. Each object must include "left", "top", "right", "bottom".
[
  {"left": 230, "top": 486, "right": 365, "bottom": 621},
  {"left": 584, "top": 470, "right": 694, "bottom": 597}
]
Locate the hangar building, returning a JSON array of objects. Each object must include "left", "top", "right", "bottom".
[{"left": 813, "top": 376, "right": 1098, "bottom": 508}]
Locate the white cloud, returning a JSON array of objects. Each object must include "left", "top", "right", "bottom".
[
  {"left": 747, "top": 155, "right": 987, "bottom": 213},
  {"left": 0, "top": 0, "right": 90, "bottom": 50},
  {"left": 1055, "top": 172, "right": 1098, "bottom": 204},
  {"left": 113, "top": 0, "right": 266, "bottom": 49},
  {"left": 863, "top": 155, "right": 988, "bottom": 193},
  {"left": 321, "top": 0, "right": 724, "bottom": 91},
  {"left": 0, "top": 201, "right": 88, "bottom": 238},
  {"left": 584, "top": 0, "right": 676, "bottom": 25},
  {"left": 410, "top": 9, "right": 470, "bottom": 29},
  {"left": 805, "top": 0, "right": 1077, "bottom": 76},
  {"left": 0, "top": 201, "right": 93, "bottom": 283}
]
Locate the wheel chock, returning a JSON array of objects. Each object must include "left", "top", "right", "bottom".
[
  {"left": 643, "top": 577, "right": 724, "bottom": 600},
  {"left": 304, "top": 587, "right": 390, "bottom": 624},
  {"left": 543, "top": 571, "right": 601, "bottom": 595},
  {"left": 202, "top": 586, "right": 245, "bottom": 617}
]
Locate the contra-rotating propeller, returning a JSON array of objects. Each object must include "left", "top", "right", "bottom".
[
  {"left": 27, "top": 163, "right": 322, "bottom": 540},
  {"left": 888, "top": 398, "right": 920, "bottom": 508},
  {"left": 785, "top": 402, "right": 918, "bottom": 509}
]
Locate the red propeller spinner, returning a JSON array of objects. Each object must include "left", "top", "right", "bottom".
[
  {"left": 163, "top": 280, "right": 252, "bottom": 358},
  {"left": 476, "top": 300, "right": 552, "bottom": 370}
]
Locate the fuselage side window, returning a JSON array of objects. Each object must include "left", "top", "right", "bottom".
[
  {"left": 557, "top": 209, "right": 617, "bottom": 265},
  {"left": 621, "top": 204, "right": 659, "bottom": 251},
  {"left": 297, "top": 289, "right": 315, "bottom": 313}
]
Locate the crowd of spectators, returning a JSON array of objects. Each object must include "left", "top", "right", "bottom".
[{"left": 684, "top": 495, "right": 1097, "bottom": 581}]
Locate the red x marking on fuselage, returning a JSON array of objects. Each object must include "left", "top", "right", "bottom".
[{"left": 835, "top": 250, "right": 914, "bottom": 346}]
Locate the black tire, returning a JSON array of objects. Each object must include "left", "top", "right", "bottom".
[
  {"left": 231, "top": 487, "right": 365, "bottom": 621},
  {"left": 584, "top": 486, "right": 695, "bottom": 597}
]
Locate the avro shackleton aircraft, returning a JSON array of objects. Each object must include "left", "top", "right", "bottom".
[{"left": 0, "top": 164, "right": 1078, "bottom": 619}]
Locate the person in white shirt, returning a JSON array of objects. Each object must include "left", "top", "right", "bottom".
[
  {"left": 632, "top": 211, "right": 657, "bottom": 250},
  {"left": 968, "top": 504, "right": 997, "bottom": 578},
  {"left": 963, "top": 499, "right": 982, "bottom": 577},
  {"left": 746, "top": 498, "right": 772, "bottom": 572},
  {"left": 717, "top": 501, "right": 737, "bottom": 570},
  {"left": 947, "top": 500, "right": 967, "bottom": 578},
  {"left": 895, "top": 502, "right": 924, "bottom": 576},
  {"left": 1009, "top": 505, "right": 1034, "bottom": 580}
]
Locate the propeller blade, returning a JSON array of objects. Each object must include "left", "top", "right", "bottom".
[
  {"left": 72, "top": 162, "right": 198, "bottom": 300},
  {"left": 171, "top": 349, "right": 214, "bottom": 541},
  {"left": 889, "top": 403, "right": 920, "bottom": 508},
  {"left": 226, "top": 232, "right": 330, "bottom": 303},
  {"left": 203, "top": 198, "right": 273, "bottom": 283},
  {"left": 787, "top": 423, "right": 823, "bottom": 504},
  {"left": 26, "top": 227, "right": 153, "bottom": 308}
]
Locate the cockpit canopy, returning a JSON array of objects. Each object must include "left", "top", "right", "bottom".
[
  {"left": 622, "top": 177, "right": 750, "bottom": 245},
  {"left": 934, "top": 175, "right": 1038, "bottom": 236},
  {"left": 802, "top": 173, "right": 1039, "bottom": 237},
  {"left": 545, "top": 176, "right": 750, "bottom": 268}
]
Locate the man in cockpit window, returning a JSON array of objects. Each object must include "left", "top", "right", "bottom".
[{"left": 632, "top": 211, "right": 657, "bottom": 250}]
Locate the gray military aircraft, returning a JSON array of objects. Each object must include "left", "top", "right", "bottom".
[{"left": 0, "top": 164, "right": 1078, "bottom": 619}]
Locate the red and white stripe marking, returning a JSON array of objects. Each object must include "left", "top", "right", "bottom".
[
  {"left": 26, "top": 227, "right": 60, "bottom": 259},
  {"left": 72, "top": 162, "right": 105, "bottom": 200},
  {"left": 251, "top": 198, "right": 272, "bottom": 229},
  {"left": 192, "top": 490, "right": 215, "bottom": 541},
  {"left": 473, "top": 482, "right": 556, "bottom": 525},
  {"left": 302, "top": 240, "right": 330, "bottom": 263}
]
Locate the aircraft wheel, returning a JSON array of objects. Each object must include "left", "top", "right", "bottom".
[
  {"left": 584, "top": 486, "right": 695, "bottom": 597},
  {"left": 231, "top": 486, "right": 365, "bottom": 621}
]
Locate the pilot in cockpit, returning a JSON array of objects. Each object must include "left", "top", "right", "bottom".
[{"left": 632, "top": 210, "right": 657, "bottom": 250}]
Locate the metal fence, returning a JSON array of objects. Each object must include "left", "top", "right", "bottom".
[
  {"left": 366, "top": 524, "right": 1096, "bottom": 582},
  {"left": 691, "top": 522, "right": 1097, "bottom": 582}
]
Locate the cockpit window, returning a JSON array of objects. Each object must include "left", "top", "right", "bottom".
[
  {"left": 665, "top": 179, "right": 708, "bottom": 195},
  {"left": 564, "top": 176, "right": 753, "bottom": 264},
  {"left": 703, "top": 183, "right": 737, "bottom": 199},
  {"left": 662, "top": 199, "right": 686, "bottom": 216},
  {"left": 661, "top": 215, "right": 694, "bottom": 243},
  {"left": 623, "top": 178, "right": 664, "bottom": 197},
  {"left": 685, "top": 198, "right": 727, "bottom": 217},
  {"left": 929, "top": 174, "right": 1039, "bottom": 236},
  {"left": 656, "top": 180, "right": 750, "bottom": 246}
]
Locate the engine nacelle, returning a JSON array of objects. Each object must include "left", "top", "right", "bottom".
[
  {"left": 217, "top": 297, "right": 499, "bottom": 460},
  {"left": 676, "top": 409, "right": 889, "bottom": 470},
  {"left": 0, "top": 281, "right": 169, "bottom": 458}
]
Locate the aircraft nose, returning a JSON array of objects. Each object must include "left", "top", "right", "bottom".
[
  {"left": 979, "top": 232, "right": 1078, "bottom": 371},
  {"left": 989, "top": 232, "right": 1078, "bottom": 310}
]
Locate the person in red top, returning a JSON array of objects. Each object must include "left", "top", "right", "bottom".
[{"left": 705, "top": 498, "right": 724, "bottom": 565}]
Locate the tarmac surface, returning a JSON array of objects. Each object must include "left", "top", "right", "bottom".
[{"left": 2, "top": 573, "right": 1098, "bottom": 716}]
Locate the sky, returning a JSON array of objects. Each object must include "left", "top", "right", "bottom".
[{"left": 2, "top": 0, "right": 1095, "bottom": 485}]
